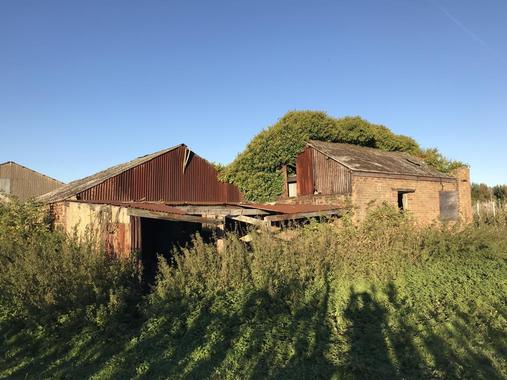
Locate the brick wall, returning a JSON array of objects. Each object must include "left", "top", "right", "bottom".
[
  {"left": 451, "top": 167, "right": 473, "bottom": 224},
  {"left": 276, "top": 193, "right": 350, "bottom": 207},
  {"left": 351, "top": 175, "right": 458, "bottom": 225},
  {"left": 279, "top": 166, "right": 473, "bottom": 225}
]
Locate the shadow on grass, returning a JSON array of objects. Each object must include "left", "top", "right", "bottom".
[
  {"left": 2, "top": 281, "right": 506, "bottom": 379},
  {"left": 0, "top": 309, "right": 145, "bottom": 380}
]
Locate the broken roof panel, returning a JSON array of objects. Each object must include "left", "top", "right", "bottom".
[{"left": 307, "top": 140, "right": 454, "bottom": 179}]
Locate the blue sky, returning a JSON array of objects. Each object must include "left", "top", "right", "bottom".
[{"left": 1, "top": 0, "right": 506, "bottom": 185}]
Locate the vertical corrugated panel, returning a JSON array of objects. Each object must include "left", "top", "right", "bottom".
[
  {"left": 77, "top": 146, "right": 243, "bottom": 203},
  {"left": 0, "top": 162, "right": 63, "bottom": 200},
  {"left": 312, "top": 149, "right": 352, "bottom": 195},
  {"left": 296, "top": 147, "right": 314, "bottom": 196},
  {"left": 130, "top": 216, "right": 141, "bottom": 252}
]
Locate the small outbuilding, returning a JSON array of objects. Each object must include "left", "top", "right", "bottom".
[
  {"left": 0, "top": 161, "right": 63, "bottom": 201},
  {"left": 281, "top": 140, "right": 472, "bottom": 224}
]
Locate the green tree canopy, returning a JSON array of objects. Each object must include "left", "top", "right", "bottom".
[{"left": 222, "top": 111, "right": 464, "bottom": 202}]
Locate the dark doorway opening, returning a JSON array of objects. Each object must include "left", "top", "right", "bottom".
[
  {"left": 397, "top": 192, "right": 406, "bottom": 211},
  {"left": 397, "top": 190, "right": 415, "bottom": 211},
  {"left": 140, "top": 217, "right": 202, "bottom": 287}
]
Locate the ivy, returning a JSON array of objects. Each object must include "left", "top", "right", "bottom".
[{"left": 221, "top": 111, "right": 464, "bottom": 202}]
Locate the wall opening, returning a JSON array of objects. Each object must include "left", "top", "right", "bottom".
[
  {"left": 140, "top": 217, "right": 203, "bottom": 287},
  {"left": 287, "top": 175, "right": 297, "bottom": 198},
  {"left": 396, "top": 190, "right": 415, "bottom": 211}
]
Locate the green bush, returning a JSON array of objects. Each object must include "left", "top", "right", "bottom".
[
  {"left": 221, "top": 111, "right": 464, "bottom": 201},
  {"left": 0, "top": 200, "right": 139, "bottom": 324}
]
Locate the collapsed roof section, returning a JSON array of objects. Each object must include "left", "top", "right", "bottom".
[{"left": 64, "top": 199, "right": 343, "bottom": 227}]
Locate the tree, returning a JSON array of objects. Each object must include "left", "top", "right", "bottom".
[{"left": 492, "top": 185, "right": 506, "bottom": 202}]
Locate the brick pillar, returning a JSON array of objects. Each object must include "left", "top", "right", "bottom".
[{"left": 451, "top": 167, "right": 473, "bottom": 224}]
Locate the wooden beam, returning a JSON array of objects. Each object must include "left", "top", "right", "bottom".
[
  {"left": 231, "top": 215, "right": 268, "bottom": 227},
  {"left": 263, "top": 210, "right": 341, "bottom": 222},
  {"left": 128, "top": 209, "right": 222, "bottom": 225}
]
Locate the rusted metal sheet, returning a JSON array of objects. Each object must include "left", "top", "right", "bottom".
[
  {"left": 296, "top": 147, "right": 314, "bottom": 196},
  {"left": 77, "top": 146, "right": 242, "bottom": 203},
  {"left": 130, "top": 216, "right": 141, "bottom": 252},
  {"left": 0, "top": 161, "right": 63, "bottom": 200},
  {"left": 312, "top": 149, "right": 352, "bottom": 195}
]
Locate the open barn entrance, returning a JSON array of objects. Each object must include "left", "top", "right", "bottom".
[{"left": 140, "top": 217, "right": 203, "bottom": 286}]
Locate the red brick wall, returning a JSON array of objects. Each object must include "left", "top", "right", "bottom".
[{"left": 351, "top": 175, "right": 458, "bottom": 225}]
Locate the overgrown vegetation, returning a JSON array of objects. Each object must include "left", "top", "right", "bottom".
[
  {"left": 221, "top": 111, "right": 465, "bottom": 201},
  {"left": 0, "top": 200, "right": 140, "bottom": 324},
  {"left": 1, "top": 201, "right": 506, "bottom": 379}
]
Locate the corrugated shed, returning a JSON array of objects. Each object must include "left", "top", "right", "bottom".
[
  {"left": 307, "top": 140, "right": 455, "bottom": 179},
  {"left": 311, "top": 148, "right": 352, "bottom": 195},
  {"left": 296, "top": 146, "right": 314, "bottom": 196},
  {"left": 40, "top": 145, "right": 242, "bottom": 204},
  {"left": 0, "top": 161, "right": 63, "bottom": 200}
]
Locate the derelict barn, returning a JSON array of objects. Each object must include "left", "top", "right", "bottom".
[
  {"left": 281, "top": 140, "right": 472, "bottom": 224},
  {"left": 40, "top": 144, "right": 340, "bottom": 281},
  {"left": 0, "top": 161, "right": 63, "bottom": 201}
]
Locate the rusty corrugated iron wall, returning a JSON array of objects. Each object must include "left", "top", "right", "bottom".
[
  {"left": 77, "top": 146, "right": 242, "bottom": 203},
  {"left": 130, "top": 216, "right": 141, "bottom": 252},
  {"left": 312, "top": 149, "right": 352, "bottom": 195},
  {"left": 0, "top": 162, "right": 63, "bottom": 200},
  {"left": 296, "top": 146, "right": 314, "bottom": 196}
]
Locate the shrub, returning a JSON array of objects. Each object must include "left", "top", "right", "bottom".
[{"left": 0, "top": 200, "right": 139, "bottom": 324}]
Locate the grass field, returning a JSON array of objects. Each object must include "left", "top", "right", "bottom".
[{"left": 1, "top": 203, "right": 506, "bottom": 379}]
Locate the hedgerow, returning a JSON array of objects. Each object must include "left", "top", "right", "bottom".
[{"left": 221, "top": 111, "right": 464, "bottom": 201}]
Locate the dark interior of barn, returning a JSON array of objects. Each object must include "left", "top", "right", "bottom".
[{"left": 140, "top": 217, "right": 206, "bottom": 286}]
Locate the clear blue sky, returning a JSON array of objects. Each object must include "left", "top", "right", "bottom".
[{"left": 1, "top": 0, "right": 506, "bottom": 185}]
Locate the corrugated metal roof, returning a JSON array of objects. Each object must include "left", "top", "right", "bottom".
[
  {"left": 0, "top": 161, "right": 64, "bottom": 185},
  {"left": 0, "top": 161, "right": 64, "bottom": 200},
  {"left": 39, "top": 145, "right": 183, "bottom": 203},
  {"left": 307, "top": 140, "right": 454, "bottom": 179}
]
